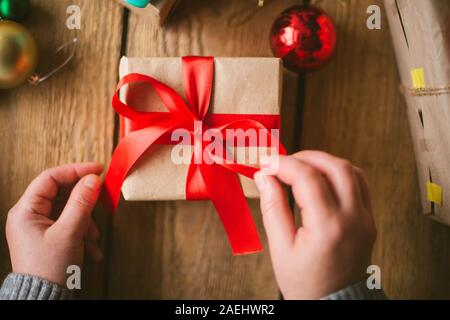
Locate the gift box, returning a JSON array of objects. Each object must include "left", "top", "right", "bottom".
[
  {"left": 385, "top": 0, "right": 450, "bottom": 225},
  {"left": 115, "top": 0, "right": 180, "bottom": 24},
  {"left": 118, "top": 56, "right": 282, "bottom": 200},
  {"left": 103, "top": 56, "right": 284, "bottom": 254}
]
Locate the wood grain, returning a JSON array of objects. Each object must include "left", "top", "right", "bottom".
[
  {"left": 0, "top": 0, "right": 123, "bottom": 298},
  {"left": 105, "top": 0, "right": 300, "bottom": 299},
  {"left": 4, "top": 0, "right": 445, "bottom": 301},
  {"left": 301, "top": 0, "right": 450, "bottom": 299}
]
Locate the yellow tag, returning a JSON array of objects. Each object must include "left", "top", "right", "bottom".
[
  {"left": 411, "top": 68, "right": 426, "bottom": 89},
  {"left": 427, "top": 181, "right": 443, "bottom": 206}
]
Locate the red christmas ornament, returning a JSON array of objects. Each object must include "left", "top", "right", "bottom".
[{"left": 270, "top": 5, "right": 337, "bottom": 71}]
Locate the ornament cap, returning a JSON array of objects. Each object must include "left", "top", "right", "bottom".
[
  {"left": 0, "top": 0, "right": 30, "bottom": 22},
  {"left": 125, "top": 0, "right": 150, "bottom": 8}
]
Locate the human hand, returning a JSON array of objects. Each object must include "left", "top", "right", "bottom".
[
  {"left": 254, "top": 151, "right": 376, "bottom": 300},
  {"left": 5, "top": 163, "right": 104, "bottom": 287}
]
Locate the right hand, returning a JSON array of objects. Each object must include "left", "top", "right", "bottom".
[{"left": 254, "top": 151, "right": 376, "bottom": 300}]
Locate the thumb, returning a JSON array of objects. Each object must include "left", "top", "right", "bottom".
[
  {"left": 254, "top": 171, "right": 296, "bottom": 252},
  {"left": 54, "top": 174, "right": 101, "bottom": 238}
]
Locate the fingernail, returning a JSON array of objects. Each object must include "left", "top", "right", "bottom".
[
  {"left": 84, "top": 175, "right": 100, "bottom": 189},
  {"left": 254, "top": 172, "right": 267, "bottom": 191},
  {"left": 260, "top": 155, "right": 280, "bottom": 175}
]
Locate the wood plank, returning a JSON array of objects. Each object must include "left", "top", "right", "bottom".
[
  {"left": 0, "top": 0, "right": 123, "bottom": 298},
  {"left": 301, "top": 0, "right": 450, "bottom": 299},
  {"left": 106, "top": 0, "right": 300, "bottom": 299}
]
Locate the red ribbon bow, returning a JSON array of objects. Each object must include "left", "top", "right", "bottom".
[{"left": 103, "top": 56, "right": 285, "bottom": 255}]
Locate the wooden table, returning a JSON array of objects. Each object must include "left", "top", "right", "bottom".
[{"left": 1, "top": 0, "right": 450, "bottom": 299}]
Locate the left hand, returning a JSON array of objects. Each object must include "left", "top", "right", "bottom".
[{"left": 5, "top": 163, "right": 104, "bottom": 287}]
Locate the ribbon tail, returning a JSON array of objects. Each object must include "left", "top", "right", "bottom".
[
  {"left": 186, "top": 162, "right": 209, "bottom": 200},
  {"left": 199, "top": 162, "right": 263, "bottom": 255}
]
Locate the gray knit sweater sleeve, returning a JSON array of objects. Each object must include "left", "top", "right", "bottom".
[
  {"left": 0, "top": 273, "right": 68, "bottom": 300},
  {"left": 0, "top": 273, "right": 385, "bottom": 300},
  {"left": 321, "top": 280, "right": 387, "bottom": 300}
]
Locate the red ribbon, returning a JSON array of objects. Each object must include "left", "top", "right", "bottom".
[{"left": 103, "top": 56, "right": 286, "bottom": 255}]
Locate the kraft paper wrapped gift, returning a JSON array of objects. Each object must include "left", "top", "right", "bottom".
[
  {"left": 115, "top": 0, "right": 179, "bottom": 24},
  {"left": 118, "top": 57, "right": 282, "bottom": 201},
  {"left": 385, "top": 0, "right": 450, "bottom": 225}
]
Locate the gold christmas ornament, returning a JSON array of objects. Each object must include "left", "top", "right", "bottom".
[{"left": 0, "top": 20, "right": 37, "bottom": 89}]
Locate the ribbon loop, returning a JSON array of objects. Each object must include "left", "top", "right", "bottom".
[
  {"left": 113, "top": 73, "right": 195, "bottom": 123},
  {"left": 182, "top": 56, "right": 214, "bottom": 120}
]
